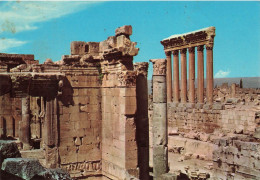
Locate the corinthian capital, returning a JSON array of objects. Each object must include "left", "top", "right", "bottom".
[
  {"left": 197, "top": 45, "right": 204, "bottom": 51},
  {"left": 188, "top": 47, "right": 195, "bottom": 53},
  {"left": 172, "top": 50, "right": 179, "bottom": 56},
  {"left": 206, "top": 44, "right": 213, "bottom": 50},
  {"left": 149, "top": 59, "right": 166, "bottom": 76},
  {"left": 165, "top": 51, "right": 171, "bottom": 57},
  {"left": 180, "top": 48, "right": 187, "bottom": 54}
]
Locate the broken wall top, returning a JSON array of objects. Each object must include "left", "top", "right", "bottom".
[{"left": 69, "top": 25, "right": 139, "bottom": 64}]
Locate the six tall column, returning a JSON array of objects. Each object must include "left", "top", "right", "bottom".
[{"left": 164, "top": 44, "right": 214, "bottom": 104}]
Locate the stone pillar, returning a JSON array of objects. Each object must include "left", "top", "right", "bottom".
[
  {"left": 134, "top": 62, "right": 149, "bottom": 180},
  {"left": 165, "top": 51, "right": 172, "bottom": 103},
  {"left": 197, "top": 45, "right": 204, "bottom": 104},
  {"left": 206, "top": 45, "right": 214, "bottom": 103},
  {"left": 188, "top": 47, "right": 195, "bottom": 103},
  {"left": 19, "top": 95, "right": 31, "bottom": 150},
  {"left": 43, "top": 97, "right": 58, "bottom": 147},
  {"left": 173, "top": 50, "right": 179, "bottom": 102},
  {"left": 150, "top": 59, "right": 168, "bottom": 178},
  {"left": 180, "top": 48, "right": 187, "bottom": 103}
]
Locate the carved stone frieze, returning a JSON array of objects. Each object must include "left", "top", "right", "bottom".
[
  {"left": 61, "top": 161, "right": 102, "bottom": 172},
  {"left": 117, "top": 71, "right": 136, "bottom": 87},
  {"left": 149, "top": 59, "right": 166, "bottom": 76}
]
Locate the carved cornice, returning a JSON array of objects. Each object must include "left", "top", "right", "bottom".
[
  {"left": 188, "top": 47, "right": 195, "bottom": 53},
  {"left": 117, "top": 71, "right": 136, "bottom": 87},
  {"left": 134, "top": 62, "right": 149, "bottom": 77},
  {"left": 161, "top": 27, "right": 215, "bottom": 51},
  {"left": 197, "top": 45, "right": 204, "bottom": 51},
  {"left": 149, "top": 59, "right": 166, "bottom": 76},
  {"left": 10, "top": 73, "right": 65, "bottom": 98},
  {"left": 180, "top": 48, "right": 187, "bottom": 54},
  {"left": 172, "top": 50, "right": 179, "bottom": 56}
]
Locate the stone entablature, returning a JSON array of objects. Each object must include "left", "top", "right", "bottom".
[{"left": 161, "top": 27, "right": 215, "bottom": 51}]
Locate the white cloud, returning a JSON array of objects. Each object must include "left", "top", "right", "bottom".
[
  {"left": 0, "top": 1, "right": 98, "bottom": 34},
  {"left": 0, "top": 38, "right": 27, "bottom": 52},
  {"left": 215, "top": 70, "right": 231, "bottom": 78}
]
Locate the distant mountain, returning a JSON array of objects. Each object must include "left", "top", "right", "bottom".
[{"left": 147, "top": 77, "right": 260, "bottom": 94}]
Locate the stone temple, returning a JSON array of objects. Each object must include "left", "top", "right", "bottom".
[{"left": 0, "top": 25, "right": 259, "bottom": 180}]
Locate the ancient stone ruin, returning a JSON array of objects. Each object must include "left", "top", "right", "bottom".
[{"left": 0, "top": 25, "right": 259, "bottom": 180}]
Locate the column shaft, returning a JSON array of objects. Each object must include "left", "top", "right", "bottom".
[
  {"left": 197, "top": 45, "right": 204, "bottom": 103},
  {"left": 150, "top": 59, "right": 168, "bottom": 178},
  {"left": 20, "top": 96, "right": 30, "bottom": 149},
  {"left": 206, "top": 46, "right": 213, "bottom": 103},
  {"left": 188, "top": 47, "right": 195, "bottom": 103},
  {"left": 173, "top": 50, "right": 179, "bottom": 102},
  {"left": 180, "top": 49, "right": 187, "bottom": 103},
  {"left": 165, "top": 51, "right": 172, "bottom": 102}
]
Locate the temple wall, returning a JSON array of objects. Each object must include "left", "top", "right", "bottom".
[
  {"left": 58, "top": 66, "right": 102, "bottom": 178},
  {"left": 101, "top": 70, "right": 138, "bottom": 179}
]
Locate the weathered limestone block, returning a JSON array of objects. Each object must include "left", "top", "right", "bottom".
[
  {"left": 153, "top": 76, "right": 167, "bottom": 103},
  {"left": 153, "top": 145, "right": 168, "bottom": 177},
  {"left": 115, "top": 25, "right": 132, "bottom": 36},
  {"left": 0, "top": 140, "right": 21, "bottom": 166},
  {"left": 1, "top": 158, "right": 45, "bottom": 180},
  {"left": 158, "top": 173, "right": 177, "bottom": 180},
  {"left": 31, "top": 168, "right": 72, "bottom": 180}
]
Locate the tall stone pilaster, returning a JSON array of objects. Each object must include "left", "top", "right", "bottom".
[
  {"left": 188, "top": 47, "right": 195, "bottom": 103},
  {"left": 197, "top": 45, "right": 204, "bottom": 104},
  {"left": 134, "top": 62, "right": 149, "bottom": 180},
  {"left": 173, "top": 50, "right": 179, "bottom": 103},
  {"left": 19, "top": 95, "right": 31, "bottom": 150},
  {"left": 150, "top": 59, "right": 168, "bottom": 179},
  {"left": 165, "top": 51, "right": 172, "bottom": 103},
  {"left": 206, "top": 45, "right": 214, "bottom": 103},
  {"left": 180, "top": 48, "right": 187, "bottom": 103}
]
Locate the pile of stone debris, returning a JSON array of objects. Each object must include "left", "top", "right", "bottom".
[{"left": 0, "top": 140, "right": 71, "bottom": 180}]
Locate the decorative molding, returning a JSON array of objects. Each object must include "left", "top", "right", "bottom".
[
  {"left": 134, "top": 62, "right": 149, "bottom": 77},
  {"left": 161, "top": 27, "right": 215, "bottom": 51},
  {"left": 117, "top": 71, "right": 136, "bottom": 87},
  {"left": 149, "top": 59, "right": 166, "bottom": 76},
  {"left": 61, "top": 161, "right": 101, "bottom": 172}
]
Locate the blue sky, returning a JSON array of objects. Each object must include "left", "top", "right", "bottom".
[{"left": 0, "top": 1, "right": 259, "bottom": 80}]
